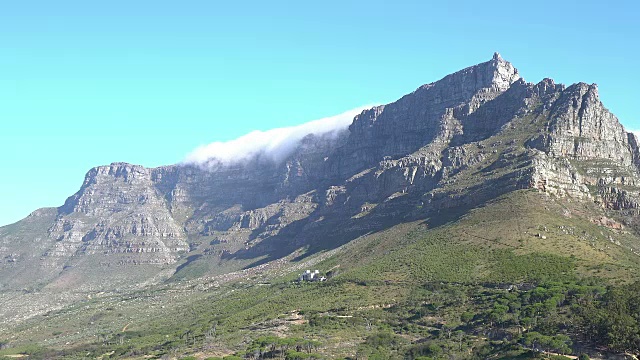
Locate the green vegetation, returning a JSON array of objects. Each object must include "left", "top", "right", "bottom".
[
  {"left": 242, "top": 336, "right": 322, "bottom": 359},
  {"left": 578, "top": 282, "right": 640, "bottom": 353},
  {"left": 2, "top": 190, "right": 640, "bottom": 359}
]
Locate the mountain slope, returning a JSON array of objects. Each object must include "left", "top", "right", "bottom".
[{"left": 4, "top": 189, "right": 640, "bottom": 359}]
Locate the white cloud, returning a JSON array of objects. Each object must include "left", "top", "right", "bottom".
[{"left": 183, "top": 105, "right": 375, "bottom": 166}]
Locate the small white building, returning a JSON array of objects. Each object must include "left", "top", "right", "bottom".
[{"left": 299, "top": 269, "right": 324, "bottom": 282}]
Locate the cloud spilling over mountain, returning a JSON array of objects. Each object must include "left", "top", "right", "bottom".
[{"left": 183, "top": 105, "right": 375, "bottom": 166}]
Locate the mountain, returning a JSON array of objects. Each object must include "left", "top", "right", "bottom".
[{"left": 2, "top": 53, "right": 640, "bottom": 359}]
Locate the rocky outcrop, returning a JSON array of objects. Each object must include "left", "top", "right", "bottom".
[
  {"left": 545, "top": 83, "right": 635, "bottom": 165},
  {"left": 51, "top": 163, "right": 189, "bottom": 263},
  {"left": 520, "top": 79, "right": 640, "bottom": 207},
  {"left": 599, "top": 186, "right": 640, "bottom": 214}
]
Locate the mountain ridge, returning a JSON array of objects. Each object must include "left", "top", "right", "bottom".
[{"left": 2, "top": 52, "right": 640, "bottom": 293}]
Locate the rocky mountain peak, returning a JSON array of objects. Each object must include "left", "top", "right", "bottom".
[
  {"left": 336, "top": 54, "right": 522, "bottom": 173},
  {"left": 487, "top": 52, "right": 520, "bottom": 91},
  {"left": 416, "top": 53, "right": 521, "bottom": 96},
  {"left": 542, "top": 80, "right": 629, "bottom": 162}
]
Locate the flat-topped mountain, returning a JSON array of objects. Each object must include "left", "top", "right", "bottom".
[
  {"left": 4, "top": 53, "right": 640, "bottom": 359},
  {"left": 2, "top": 53, "right": 640, "bottom": 294}
]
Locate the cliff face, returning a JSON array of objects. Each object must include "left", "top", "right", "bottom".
[
  {"left": 52, "top": 163, "right": 189, "bottom": 260},
  {"left": 332, "top": 52, "right": 521, "bottom": 176},
  {"left": 2, "top": 53, "right": 639, "bottom": 291}
]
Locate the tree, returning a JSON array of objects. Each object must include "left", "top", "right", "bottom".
[
  {"left": 548, "top": 334, "right": 572, "bottom": 355},
  {"left": 460, "top": 311, "right": 474, "bottom": 324}
]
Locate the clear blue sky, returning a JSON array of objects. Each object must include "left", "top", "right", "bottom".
[{"left": 1, "top": 0, "right": 639, "bottom": 226}]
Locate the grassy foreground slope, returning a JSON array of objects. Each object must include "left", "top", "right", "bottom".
[{"left": 2, "top": 189, "right": 640, "bottom": 359}]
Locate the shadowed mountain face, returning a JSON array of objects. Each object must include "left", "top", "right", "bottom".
[{"left": 2, "top": 53, "right": 640, "bottom": 291}]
